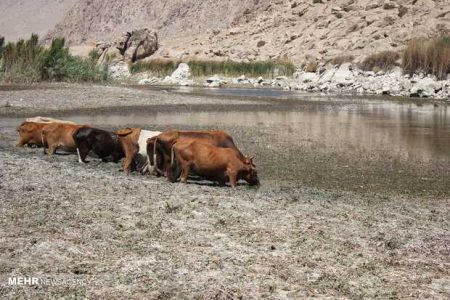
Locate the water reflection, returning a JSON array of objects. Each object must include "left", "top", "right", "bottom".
[{"left": 54, "top": 101, "right": 449, "bottom": 162}]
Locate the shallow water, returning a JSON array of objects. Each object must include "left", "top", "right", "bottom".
[
  {"left": 54, "top": 90, "right": 450, "bottom": 162},
  {"left": 2, "top": 86, "right": 449, "bottom": 195}
]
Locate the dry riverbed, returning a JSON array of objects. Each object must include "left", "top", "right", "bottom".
[{"left": 0, "top": 83, "right": 449, "bottom": 299}]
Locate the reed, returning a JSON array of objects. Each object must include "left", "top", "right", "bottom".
[
  {"left": 360, "top": 51, "right": 400, "bottom": 72},
  {"left": 130, "top": 59, "right": 296, "bottom": 78},
  {"left": 1, "top": 34, "right": 107, "bottom": 82},
  {"left": 402, "top": 36, "right": 450, "bottom": 80}
]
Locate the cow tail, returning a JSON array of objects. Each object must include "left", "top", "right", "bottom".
[
  {"left": 41, "top": 129, "right": 47, "bottom": 154},
  {"left": 170, "top": 145, "right": 175, "bottom": 168}
]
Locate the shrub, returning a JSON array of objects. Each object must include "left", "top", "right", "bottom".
[
  {"left": 305, "top": 61, "right": 318, "bottom": 72},
  {"left": 1, "top": 34, "right": 106, "bottom": 82},
  {"left": 0, "top": 36, "right": 4, "bottom": 59},
  {"left": 402, "top": 36, "right": 450, "bottom": 80},
  {"left": 360, "top": 51, "right": 400, "bottom": 72}
]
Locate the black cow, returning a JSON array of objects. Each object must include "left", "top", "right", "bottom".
[{"left": 73, "top": 127, "right": 124, "bottom": 163}]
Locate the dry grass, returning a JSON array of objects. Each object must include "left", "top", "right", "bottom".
[
  {"left": 360, "top": 51, "right": 400, "bottom": 72},
  {"left": 402, "top": 36, "right": 450, "bottom": 80},
  {"left": 305, "top": 61, "right": 318, "bottom": 72}
]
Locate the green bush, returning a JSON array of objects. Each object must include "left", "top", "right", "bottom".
[
  {"left": 0, "top": 34, "right": 107, "bottom": 82},
  {"left": 0, "top": 36, "right": 4, "bottom": 59},
  {"left": 130, "top": 59, "right": 296, "bottom": 78}
]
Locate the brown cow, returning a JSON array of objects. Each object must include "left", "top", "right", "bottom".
[
  {"left": 116, "top": 128, "right": 161, "bottom": 174},
  {"left": 16, "top": 122, "right": 48, "bottom": 148},
  {"left": 170, "top": 139, "right": 259, "bottom": 188},
  {"left": 42, "top": 123, "right": 87, "bottom": 155},
  {"left": 16, "top": 117, "right": 76, "bottom": 147},
  {"left": 146, "top": 130, "right": 244, "bottom": 176}
]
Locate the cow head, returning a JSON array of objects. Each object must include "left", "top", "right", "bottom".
[{"left": 242, "top": 156, "right": 260, "bottom": 186}]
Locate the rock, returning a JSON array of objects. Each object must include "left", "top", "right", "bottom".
[
  {"left": 297, "top": 72, "right": 318, "bottom": 83},
  {"left": 332, "top": 63, "right": 354, "bottom": 86},
  {"left": 97, "top": 47, "right": 122, "bottom": 66},
  {"left": 170, "top": 63, "right": 191, "bottom": 81},
  {"left": 205, "top": 75, "right": 227, "bottom": 87},
  {"left": 108, "top": 61, "right": 131, "bottom": 79},
  {"left": 317, "top": 67, "right": 336, "bottom": 84},
  {"left": 237, "top": 75, "right": 247, "bottom": 82},
  {"left": 410, "top": 77, "right": 440, "bottom": 97},
  {"left": 97, "top": 28, "right": 158, "bottom": 65},
  {"left": 138, "top": 77, "right": 158, "bottom": 85},
  {"left": 118, "top": 28, "right": 158, "bottom": 63}
]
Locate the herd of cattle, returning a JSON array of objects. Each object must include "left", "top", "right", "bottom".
[{"left": 16, "top": 117, "right": 260, "bottom": 187}]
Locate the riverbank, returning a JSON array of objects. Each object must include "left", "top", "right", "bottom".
[
  {"left": 0, "top": 83, "right": 449, "bottom": 298},
  {"left": 132, "top": 63, "right": 450, "bottom": 100}
]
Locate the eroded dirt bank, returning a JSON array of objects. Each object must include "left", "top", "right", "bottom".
[{"left": 0, "top": 83, "right": 449, "bottom": 298}]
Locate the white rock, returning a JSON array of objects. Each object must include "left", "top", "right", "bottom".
[
  {"left": 138, "top": 77, "right": 158, "bottom": 85},
  {"left": 108, "top": 61, "right": 131, "bottom": 79},
  {"left": 170, "top": 63, "right": 191, "bottom": 81},
  {"left": 332, "top": 63, "right": 354, "bottom": 86},
  {"left": 297, "top": 72, "right": 318, "bottom": 83},
  {"left": 410, "top": 77, "right": 439, "bottom": 97}
]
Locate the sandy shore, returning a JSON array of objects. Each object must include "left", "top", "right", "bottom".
[{"left": 0, "top": 83, "right": 449, "bottom": 298}]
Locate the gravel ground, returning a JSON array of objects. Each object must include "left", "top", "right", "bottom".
[{"left": 0, "top": 83, "right": 449, "bottom": 299}]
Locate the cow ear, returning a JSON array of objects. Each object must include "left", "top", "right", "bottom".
[{"left": 116, "top": 128, "right": 133, "bottom": 136}]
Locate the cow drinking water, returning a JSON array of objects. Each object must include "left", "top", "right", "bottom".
[
  {"left": 146, "top": 130, "right": 245, "bottom": 177},
  {"left": 169, "top": 139, "right": 259, "bottom": 188}
]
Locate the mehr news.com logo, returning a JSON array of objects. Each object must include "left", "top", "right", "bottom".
[{"left": 8, "top": 276, "right": 84, "bottom": 286}]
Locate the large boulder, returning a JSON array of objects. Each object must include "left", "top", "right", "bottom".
[
  {"left": 97, "top": 28, "right": 158, "bottom": 65},
  {"left": 118, "top": 29, "right": 158, "bottom": 63}
]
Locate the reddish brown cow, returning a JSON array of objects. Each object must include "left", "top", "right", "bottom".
[
  {"left": 115, "top": 128, "right": 161, "bottom": 174},
  {"left": 146, "top": 130, "right": 244, "bottom": 176},
  {"left": 42, "top": 123, "right": 87, "bottom": 155},
  {"left": 16, "top": 117, "right": 76, "bottom": 148},
  {"left": 16, "top": 122, "right": 49, "bottom": 147},
  {"left": 169, "top": 139, "right": 259, "bottom": 188}
]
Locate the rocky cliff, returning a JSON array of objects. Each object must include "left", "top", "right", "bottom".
[{"left": 8, "top": 0, "right": 450, "bottom": 63}]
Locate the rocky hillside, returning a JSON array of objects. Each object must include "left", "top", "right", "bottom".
[
  {"left": 42, "top": 0, "right": 450, "bottom": 63},
  {"left": 0, "top": 0, "right": 76, "bottom": 42}
]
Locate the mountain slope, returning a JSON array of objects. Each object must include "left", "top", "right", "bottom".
[
  {"left": 41, "top": 0, "right": 450, "bottom": 62},
  {"left": 0, "top": 0, "right": 77, "bottom": 42}
]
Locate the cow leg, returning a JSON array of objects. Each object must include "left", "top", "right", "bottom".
[
  {"left": 123, "top": 145, "right": 138, "bottom": 175},
  {"left": 15, "top": 139, "right": 25, "bottom": 147},
  {"left": 47, "top": 143, "right": 58, "bottom": 155},
  {"left": 122, "top": 156, "right": 133, "bottom": 174},
  {"left": 227, "top": 170, "right": 238, "bottom": 188},
  {"left": 77, "top": 144, "right": 90, "bottom": 163},
  {"left": 76, "top": 148, "right": 83, "bottom": 163},
  {"left": 180, "top": 163, "right": 191, "bottom": 184}
]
